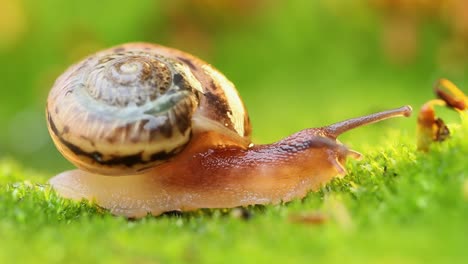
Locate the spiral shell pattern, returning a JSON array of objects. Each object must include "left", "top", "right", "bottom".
[{"left": 47, "top": 45, "right": 204, "bottom": 175}]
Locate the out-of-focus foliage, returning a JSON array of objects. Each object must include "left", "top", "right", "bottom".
[
  {"left": 0, "top": 0, "right": 467, "bottom": 173},
  {"left": 371, "top": 0, "right": 468, "bottom": 69}
]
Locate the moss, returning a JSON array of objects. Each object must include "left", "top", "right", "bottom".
[{"left": 0, "top": 120, "right": 466, "bottom": 264}]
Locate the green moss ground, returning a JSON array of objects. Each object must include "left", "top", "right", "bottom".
[{"left": 1, "top": 120, "right": 466, "bottom": 263}]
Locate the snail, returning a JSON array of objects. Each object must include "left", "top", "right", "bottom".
[{"left": 46, "top": 42, "right": 412, "bottom": 218}]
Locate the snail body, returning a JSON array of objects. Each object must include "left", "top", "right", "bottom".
[{"left": 47, "top": 43, "right": 412, "bottom": 217}]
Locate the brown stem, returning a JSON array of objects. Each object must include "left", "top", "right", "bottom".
[
  {"left": 434, "top": 79, "right": 467, "bottom": 111},
  {"left": 324, "top": 105, "right": 412, "bottom": 138}
]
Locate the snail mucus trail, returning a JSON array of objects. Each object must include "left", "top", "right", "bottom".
[{"left": 47, "top": 43, "right": 412, "bottom": 218}]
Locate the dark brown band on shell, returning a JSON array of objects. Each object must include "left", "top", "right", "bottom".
[{"left": 48, "top": 111, "right": 179, "bottom": 171}]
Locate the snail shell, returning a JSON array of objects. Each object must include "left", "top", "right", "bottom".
[{"left": 47, "top": 43, "right": 251, "bottom": 175}]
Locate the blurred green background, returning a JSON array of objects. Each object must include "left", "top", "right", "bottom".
[{"left": 1, "top": 0, "right": 467, "bottom": 174}]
